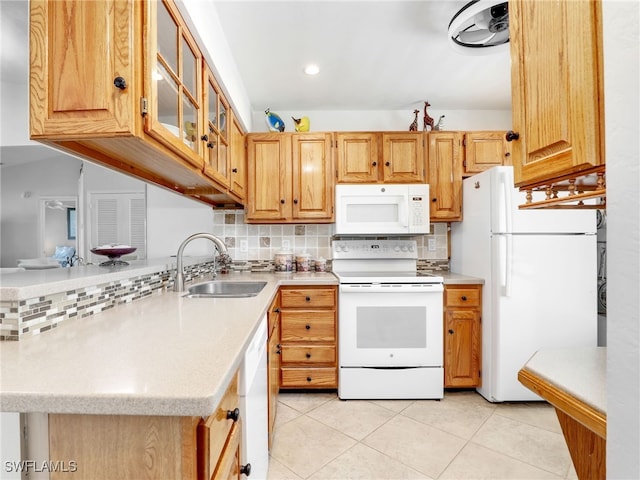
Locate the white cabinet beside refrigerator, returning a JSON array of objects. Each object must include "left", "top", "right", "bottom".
[{"left": 451, "top": 166, "right": 598, "bottom": 402}]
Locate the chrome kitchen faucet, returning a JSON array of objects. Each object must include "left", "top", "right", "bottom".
[{"left": 174, "top": 233, "right": 228, "bottom": 292}]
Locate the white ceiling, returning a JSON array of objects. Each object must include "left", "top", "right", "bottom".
[{"left": 212, "top": 0, "right": 513, "bottom": 112}]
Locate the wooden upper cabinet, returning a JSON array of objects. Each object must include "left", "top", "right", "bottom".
[
  {"left": 336, "top": 132, "right": 424, "bottom": 183},
  {"left": 463, "top": 132, "right": 512, "bottom": 177},
  {"left": 335, "top": 132, "right": 379, "bottom": 183},
  {"left": 229, "top": 115, "right": 246, "bottom": 201},
  {"left": 202, "top": 66, "right": 230, "bottom": 188},
  {"left": 246, "top": 133, "right": 334, "bottom": 223},
  {"left": 291, "top": 133, "right": 334, "bottom": 220},
  {"left": 30, "top": 0, "right": 136, "bottom": 137},
  {"left": 427, "top": 132, "right": 462, "bottom": 222},
  {"left": 509, "top": 0, "right": 604, "bottom": 187},
  {"left": 246, "top": 134, "right": 289, "bottom": 221},
  {"left": 381, "top": 133, "right": 426, "bottom": 182},
  {"left": 144, "top": 0, "right": 203, "bottom": 169},
  {"left": 29, "top": 0, "right": 244, "bottom": 208}
]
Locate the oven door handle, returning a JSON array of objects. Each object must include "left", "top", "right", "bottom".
[{"left": 339, "top": 284, "right": 443, "bottom": 294}]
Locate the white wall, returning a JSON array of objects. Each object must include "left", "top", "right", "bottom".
[
  {"left": 603, "top": 1, "right": 640, "bottom": 477},
  {"left": 146, "top": 184, "right": 215, "bottom": 258},
  {"left": 0, "top": 154, "right": 81, "bottom": 268},
  {"left": 251, "top": 108, "right": 512, "bottom": 133}
]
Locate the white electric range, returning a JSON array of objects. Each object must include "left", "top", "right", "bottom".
[{"left": 332, "top": 239, "right": 444, "bottom": 399}]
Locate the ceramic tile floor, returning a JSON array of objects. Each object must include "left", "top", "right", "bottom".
[{"left": 267, "top": 390, "right": 578, "bottom": 480}]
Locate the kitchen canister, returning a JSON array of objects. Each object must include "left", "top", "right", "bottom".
[
  {"left": 274, "top": 251, "right": 293, "bottom": 272},
  {"left": 295, "top": 253, "right": 312, "bottom": 272},
  {"left": 315, "top": 257, "right": 327, "bottom": 272}
]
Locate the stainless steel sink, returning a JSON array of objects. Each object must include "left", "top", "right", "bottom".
[{"left": 184, "top": 281, "right": 267, "bottom": 298}]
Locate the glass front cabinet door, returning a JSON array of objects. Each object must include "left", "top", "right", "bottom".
[
  {"left": 145, "top": 0, "right": 203, "bottom": 169},
  {"left": 203, "top": 66, "right": 231, "bottom": 187}
]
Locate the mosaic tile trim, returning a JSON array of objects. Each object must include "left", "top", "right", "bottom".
[
  {"left": 417, "top": 259, "right": 450, "bottom": 272},
  {"left": 0, "top": 262, "right": 216, "bottom": 342}
]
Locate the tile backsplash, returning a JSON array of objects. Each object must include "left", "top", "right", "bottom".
[{"left": 213, "top": 210, "right": 449, "bottom": 264}]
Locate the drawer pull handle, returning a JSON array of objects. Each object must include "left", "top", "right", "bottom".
[
  {"left": 306, "top": 353, "right": 311, "bottom": 359},
  {"left": 226, "top": 408, "right": 240, "bottom": 422},
  {"left": 240, "top": 463, "right": 251, "bottom": 476},
  {"left": 305, "top": 296, "right": 311, "bottom": 302},
  {"left": 461, "top": 295, "right": 467, "bottom": 301},
  {"left": 306, "top": 376, "right": 312, "bottom": 382},
  {"left": 305, "top": 324, "right": 311, "bottom": 330}
]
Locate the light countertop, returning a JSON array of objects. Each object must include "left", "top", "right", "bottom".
[
  {"left": 0, "top": 256, "right": 199, "bottom": 301},
  {"left": 520, "top": 347, "right": 606, "bottom": 415},
  {"left": 438, "top": 272, "right": 484, "bottom": 285},
  {"left": 0, "top": 272, "right": 337, "bottom": 417}
]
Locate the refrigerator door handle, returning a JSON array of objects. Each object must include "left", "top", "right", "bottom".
[
  {"left": 504, "top": 234, "right": 513, "bottom": 297},
  {"left": 500, "top": 169, "right": 513, "bottom": 234},
  {"left": 497, "top": 234, "right": 513, "bottom": 297}
]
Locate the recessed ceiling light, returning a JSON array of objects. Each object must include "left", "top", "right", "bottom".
[{"left": 304, "top": 64, "right": 320, "bottom": 76}]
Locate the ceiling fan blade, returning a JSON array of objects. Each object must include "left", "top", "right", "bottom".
[
  {"left": 488, "top": 29, "right": 509, "bottom": 45},
  {"left": 457, "top": 28, "right": 494, "bottom": 44},
  {"left": 473, "top": 9, "right": 493, "bottom": 29}
]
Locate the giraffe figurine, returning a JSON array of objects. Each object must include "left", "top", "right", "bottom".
[
  {"left": 423, "top": 101, "right": 434, "bottom": 131},
  {"left": 409, "top": 109, "right": 419, "bottom": 131}
]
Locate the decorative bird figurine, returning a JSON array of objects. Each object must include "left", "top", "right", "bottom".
[
  {"left": 434, "top": 115, "right": 446, "bottom": 131},
  {"left": 292, "top": 116, "right": 310, "bottom": 132},
  {"left": 265, "top": 108, "right": 285, "bottom": 132},
  {"left": 409, "top": 110, "right": 419, "bottom": 131},
  {"left": 423, "top": 101, "right": 435, "bottom": 131}
]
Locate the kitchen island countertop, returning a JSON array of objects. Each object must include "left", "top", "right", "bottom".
[{"left": 0, "top": 272, "right": 337, "bottom": 417}]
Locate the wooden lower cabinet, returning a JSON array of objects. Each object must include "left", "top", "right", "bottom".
[
  {"left": 198, "top": 374, "right": 247, "bottom": 479},
  {"left": 48, "top": 372, "right": 245, "bottom": 480},
  {"left": 443, "top": 284, "right": 482, "bottom": 388},
  {"left": 279, "top": 286, "right": 338, "bottom": 389},
  {"left": 267, "top": 293, "right": 281, "bottom": 450}
]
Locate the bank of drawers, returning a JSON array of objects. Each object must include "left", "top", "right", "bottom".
[{"left": 279, "top": 286, "right": 337, "bottom": 388}]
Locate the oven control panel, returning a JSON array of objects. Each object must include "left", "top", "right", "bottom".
[{"left": 332, "top": 239, "right": 417, "bottom": 260}]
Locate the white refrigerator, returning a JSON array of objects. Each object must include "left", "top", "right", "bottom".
[{"left": 450, "top": 166, "right": 597, "bottom": 402}]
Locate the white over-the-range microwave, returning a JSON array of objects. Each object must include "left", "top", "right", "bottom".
[{"left": 334, "top": 184, "right": 430, "bottom": 235}]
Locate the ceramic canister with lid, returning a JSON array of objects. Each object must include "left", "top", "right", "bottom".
[
  {"left": 295, "top": 253, "right": 312, "bottom": 272},
  {"left": 274, "top": 251, "right": 293, "bottom": 272}
]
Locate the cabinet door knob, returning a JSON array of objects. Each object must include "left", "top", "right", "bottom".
[
  {"left": 207, "top": 142, "right": 214, "bottom": 149},
  {"left": 448, "top": 329, "right": 455, "bottom": 334},
  {"left": 306, "top": 353, "right": 311, "bottom": 359},
  {"left": 232, "top": 168, "right": 238, "bottom": 173},
  {"left": 305, "top": 324, "right": 311, "bottom": 330},
  {"left": 280, "top": 199, "right": 285, "bottom": 204},
  {"left": 432, "top": 198, "right": 437, "bottom": 202},
  {"left": 226, "top": 408, "right": 240, "bottom": 422},
  {"left": 306, "top": 376, "right": 312, "bottom": 382},
  {"left": 201, "top": 134, "right": 208, "bottom": 141},
  {"left": 461, "top": 295, "right": 467, "bottom": 301},
  {"left": 113, "top": 76, "right": 127, "bottom": 89},
  {"left": 305, "top": 296, "right": 311, "bottom": 302},
  {"left": 240, "top": 463, "right": 251, "bottom": 476},
  {"left": 293, "top": 199, "right": 298, "bottom": 204},
  {"left": 505, "top": 130, "right": 520, "bottom": 142},
  {"left": 385, "top": 161, "right": 390, "bottom": 167},
  {"left": 505, "top": 152, "right": 511, "bottom": 157},
  {"left": 372, "top": 161, "right": 377, "bottom": 166},
  {"left": 274, "top": 307, "right": 280, "bottom": 313}
]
